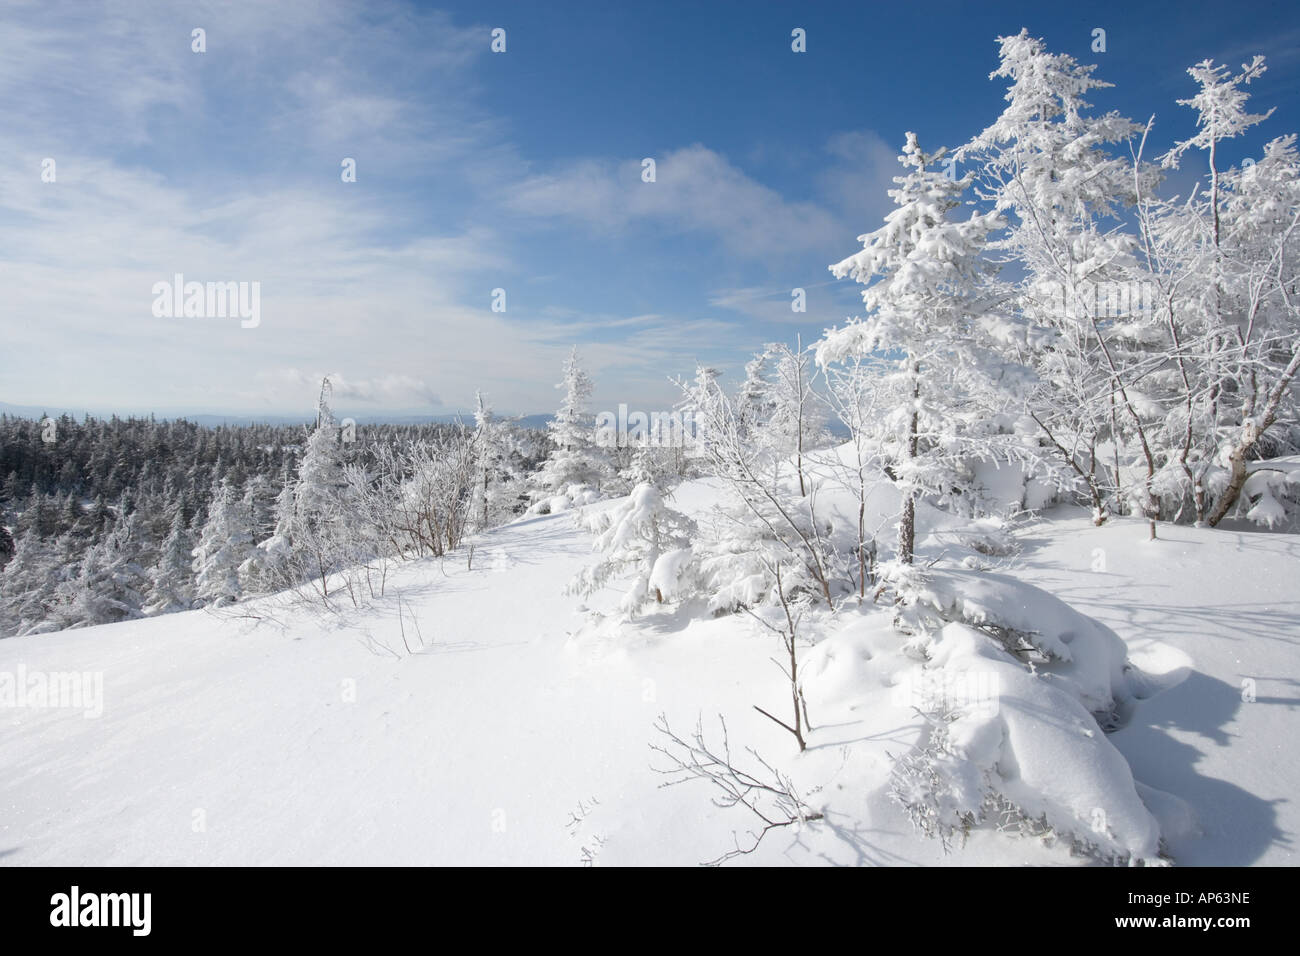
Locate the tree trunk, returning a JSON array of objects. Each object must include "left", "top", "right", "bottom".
[
  {"left": 899, "top": 362, "right": 920, "bottom": 565},
  {"left": 1207, "top": 346, "right": 1300, "bottom": 526},
  {"left": 857, "top": 500, "right": 867, "bottom": 598},
  {"left": 899, "top": 494, "right": 916, "bottom": 566},
  {"left": 1206, "top": 422, "right": 1258, "bottom": 527}
]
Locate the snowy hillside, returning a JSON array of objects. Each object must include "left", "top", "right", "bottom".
[
  {"left": 3, "top": 480, "right": 1295, "bottom": 866},
  {"left": 4, "top": 16, "right": 1300, "bottom": 877}
]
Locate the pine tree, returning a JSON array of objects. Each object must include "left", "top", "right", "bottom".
[
  {"left": 88, "top": 494, "right": 113, "bottom": 534},
  {"left": 472, "top": 390, "right": 521, "bottom": 529},
  {"left": 0, "top": 534, "right": 57, "bottom": 635},
  {"left": 958, "top": 29, "right": 1162, "bottom": 529},
  {"left": 247, "top": 481, "right": 297, "bottom": 593},
  {"left": 675, "top": 365, "right": 724, "bottom": 456},
  {"left": 145, "top": 508, "right": 194, "bottom": 615},
  {"left": 569, "top": 482, "right": 697, "bottom": 616},
  {"left": 532, "top": 347, "right": 610, "bottom": 500},
  {"left": 242, "top": 473, "right": 278, "bottom": 544},
  {"left": 51, "top": 514, "right": 147, "bottom": 629},
  {"left": 62, "top": 493, "right": 84, "bottom": 535},
  {"left": 250, "top": 380, "right": 347, "bottom": 592},
  {"left": 819, "top": 133, "right": 1002, "bottom": 564},
  {"left": 16, "top": 493, "right": 60, "bottom": 538},
  {"left": 1, "top": 471, "right": 24, "bottom": 503},
  {"left": 735, "top": 352, "right": 775, "bottom": 444},
  {"left": 192, "top": 478, "right": 252, "bottom": 607}
]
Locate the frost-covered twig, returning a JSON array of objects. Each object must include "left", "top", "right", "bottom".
[
  {"left": 651, "top": 713, "right": 822, "bottom": 866},
  {"left": 741, "top": 561, "right": 811, "bottom": 750}
]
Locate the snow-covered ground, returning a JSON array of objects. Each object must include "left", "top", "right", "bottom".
[
  {"left": 2, "top": 491, "right": 1297, "bottom": 866},
  {"left": 1008, "top": 515, "right": 1300, "bottom": 866}
]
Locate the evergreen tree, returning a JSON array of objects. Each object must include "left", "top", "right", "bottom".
[
  {"left": 51, "top": 514, "right": 147, "bottom": 629},
  {"left": 532, "top": 347, "right": 611, "bottom": 499},
  {"left": 819, "top": 133, "right": 1002, "bottom": 564},
  {"left": 250, "top": 381, "right": 347, "bottom": 591},
  {"left": 735, "top": 352, "right": 775, "bottom": 444},
  {"left": 192, "top": 479, "right": 253, "bottom": 607},
  {"left": 145, "top": 508, "right": 195, "bottom": 615},
  {"left": 0, "top": 534, "right": 57, "bottom": 635},
  {"left": 569, "top": 482, "right": 697, "bottom": 616},
  {"left": 957, "top": 28, "right": 1156, "bottom": 527}
]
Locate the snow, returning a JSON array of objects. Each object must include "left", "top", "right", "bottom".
[
  {"left": 1009, "top": 513, "right": 1300, "bottom": 865},
  {"left": 1, "top": 494, "right": 1297, "bottom": 865},
  {"left": 648, "top": 548, "right": 693, "bottom": 602},
  {"left": 888, "top": 565, "right": 1134, "bottom": 718},
  {"left": 4, "top": 22, "right": 1297, "bottom": 872},
  {"left": 922, "top": 621, "right": 1162, "bottom": 862}
]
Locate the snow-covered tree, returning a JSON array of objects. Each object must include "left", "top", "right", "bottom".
[
  {"left": 765, "top": 338, "right": 827, "bottom": 497},
  {"left": 250, "top": 380, "right": 349, "bottom": 594},
  {"left": 682, "top": 363, "right": 735, "bottom": 457},
  {"left": 52, "top": 514, "right": 148, "bottom": 628},
  {"left": 391, "top": 429, "right": 477, "bottom": 557},
  {"left": 471, "top": 391, "right": 526, "bottom": 529},
  {"left": 242, "top": 472, "right": 279, "bottom": 545},
  {"left": 735, "top": 352, "right": 775, "bottom": 445},
  {"left": 956, "top": 29, "right": 1158, "bottom": 528},
  {"left": 145, "top": 507, "right": 194, "bottom": 615},
  {"left": 472, "top": 390, "right": 497, "bottom": 529},
  {"left": 16, "top": 492, "right": 61, "bottom": 539},
  {"left": 192, "top": 478, "right": 253, "bottom": 607},
  {"left": 532, "top": 347, "right": 611, "bottom": 500},
  {"left": 819, "top": 132, "right": 1003, "bottom": 564},
  {"left": 1156, "top": 58, "right": 1300, "bottom": 526},
  {"left": 813, "top": 352, "right": 888, "bottom": 598},
  {"left": 296, "top": 406, "right": 347, "bottom": 524},
  {"left": 570, "top": 482, "right": 697, "bottom": 615},
  {"left": 1204, "top": 133, "right": 1300, "bottom": 524},
  {"left": 0, "top": 533, "right": 58, "bottom": 635},
  {"left": 618, "top": 441, "right": 680, "bottom": 492},
  {"left": 245, "top": 481, "right": 297, "bottom": 594},
  {"left": 678, "top": 366, "right": 840, "bottom": 610}
]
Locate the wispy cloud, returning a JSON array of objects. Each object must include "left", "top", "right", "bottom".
[
  {"left": 508, "top": 144, "right": 843, "bottom": 262},
  {"left": 278, "top": 369, "right": 442, "bottom": 408},
  {"left": 4, "top": 1, "right": 1122, "bottom": 417}
]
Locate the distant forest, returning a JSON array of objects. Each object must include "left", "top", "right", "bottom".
[{"left": 0, "top": 407, "right": 551, "bottom": 636}]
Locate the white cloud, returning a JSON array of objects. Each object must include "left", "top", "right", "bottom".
[
  {"left": 817, "top": 129, "right": 907, "bottom": 238},
  {"left": 508, "top": 144, "right": 843, "bottom": 262},
  {"left": 0, "top": 2, "right": 912, "bottom": 417},
  {"left": 279, "top": 370, "right": 441, "bottom": 407}
]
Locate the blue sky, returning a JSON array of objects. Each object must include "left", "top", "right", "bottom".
[{"left": 2, "top": 0, "right": 1298, "bottom": 420}]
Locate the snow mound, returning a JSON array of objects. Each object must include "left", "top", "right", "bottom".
[
  {"left": 1241, "top": 462, "right": 1300, "bottom": 528},
  {"left": 912, "top": 622, "right": 1164, "bottom": 863},
  {"left": 649, "top": 547, "right": 693, "bottom": 603},
  {"left": 866, "top": 562, "right": 1164, "bottom": 861},
  {"left": 797, "top": 602, "right": 1164, "bottom": 864},
  {"left": 887, "top": 565, "right": 1134, "bottom": 721},
  {"left": 527, "top": 483, "right": 603, "bottom": 516}
]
